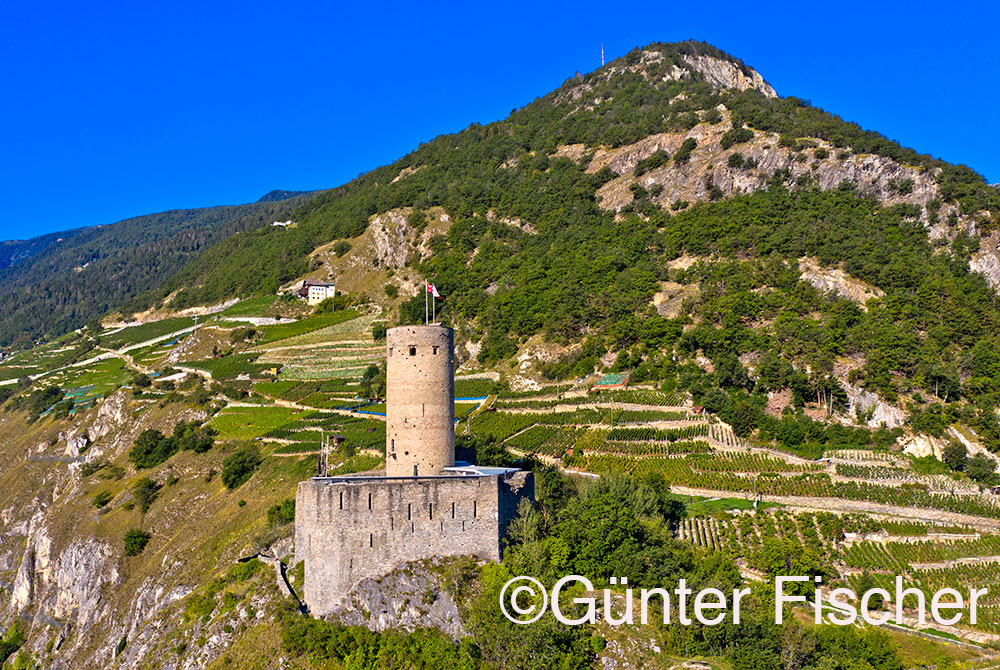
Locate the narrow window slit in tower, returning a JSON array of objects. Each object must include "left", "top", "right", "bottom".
[
  {"left": 369, "top": 533, "right": 373, "bottom": 548},
  {"left": 409, "top": 346, "right": 416, "bottom": 356},
  {"left": 429, "top": 503, "right": 433, "bottom": 520},
  {"left": 407, "top": 503, "right": 412, "bottom": 521},
  {"left": 432, "top": 346, "right": 438, "bottom": 355},
  {"left": 451, "top": 502, "right": 455, "bottom": 519},
  {"left": 339, "top": 491, "right": 343, "bottom": 510},
  {"left": 368, "top": 492, "right": 372, "bottom": 509},
  {"left": 473, "top": 501, "right": 477, "bottom": 518}
]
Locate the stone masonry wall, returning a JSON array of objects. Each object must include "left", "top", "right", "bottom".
[
  {"left": 296, "top": 472, "right": 533, "bottom": 615},
  {"left": 385, "top": 325, "right": 454, "bottom": 477}
]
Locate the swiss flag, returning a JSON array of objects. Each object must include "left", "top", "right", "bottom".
[{"left": 425, "top": 281, "right": 441, "bottom": 299}]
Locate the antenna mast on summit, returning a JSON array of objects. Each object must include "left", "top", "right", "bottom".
[{"left": 601, "top": 44, "right": 605, "bottom": 66}]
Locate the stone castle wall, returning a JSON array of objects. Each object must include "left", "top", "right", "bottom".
[
  {"left": 385, "top": 325, "right": 454, "bottom": 477},
  {"left": 296, "top": 471, "right": 533, "bottom": 615}
]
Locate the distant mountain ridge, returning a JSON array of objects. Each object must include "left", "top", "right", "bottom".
[
  {"left": 0, "top": 229, "right": 86, "bottom": 271},
  {"left": 0, "top": 193, "right": 317, "bottom": 347},
  {"left": 256, "top": 189, "right": 313, "bottom": 203},
  {"left": 3, "top": 40, "right": 1000, "bottom": 351}
]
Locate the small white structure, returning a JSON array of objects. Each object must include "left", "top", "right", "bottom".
[
  {"left": 297, "top": 280, "right": 336, "bottom": 306},
  {"left": 271, "top": 220, "right": 293, "bottom": 227}
]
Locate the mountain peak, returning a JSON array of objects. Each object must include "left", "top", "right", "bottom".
[
  {"left": 257, "top": 189, "right": 311, "bottom": 203},
  {"left": 606, "top": 41, "right": 776, "bottom": 97}
]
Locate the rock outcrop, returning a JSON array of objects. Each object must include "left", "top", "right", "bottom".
[
  {"left": 370, "top": 210, "right": 414, "bottom": 270},
  {"left": 333, "top": 562, "right": 466, "bottom": 640},
  {"left": 971, "top": 231, "right": 1000, "bottom": 290},
  {"left": 798, "top": 257, "right": 884, "bottom": 308},
  {"left": 844, "top": 383, "right": 906, "bottom": 429},
  {"left": 682, "top": 54, "right": 777, "bottom": 97},
  {"left": 583, "top": 111, "right": 999, "bottom": 293},
  {"left": 590, "top": 120, "right": 935, "bottom": 215}
]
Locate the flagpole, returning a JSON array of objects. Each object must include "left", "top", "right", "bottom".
[
  {"left": 424, "top": 281, "right": 428, "bottom": 325},
  {"left": 432, "top": 292, "right": 436, "bottom": 324}
]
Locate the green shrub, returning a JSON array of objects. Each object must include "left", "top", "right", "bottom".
[
  {"left": 720, "top": 126, "right": 753, "bottom": 149},
  {"left": 634, "top": 150, "right": 670, "bottom": 176},
  {"left": 129, "top": 429, "right": 174, "bottom": 468},
  {"left": 229, "top": 327, "right": 258, "bottom": 344},
  {"left": 673, "top": 138, "right": 698, "bottom": 163},
  {"left": 132, "top": 477, "right": 159, "bottom": 513},
  {"left": 10, "top": 386, "right": 64, "bottom": 423},
  {"left": 267, "top": 499, "right": 296, "bottom": 526},
  {"left": 92, "top": 491, "right": 113, "bottom": 509},
  {"left": 227, "top": 558, "right": 265, "bottom": 582},
  {"left": 123, "top": 529, "right": 151, "bottom": 556},
  {"left": 727, "top": 152, "right": 744, "bottom": 168},
  {"left": 221, "top": 445, "right": 263, "bottom": 489},
  {"left": 0, "top": 621, "right": 25, "bottom": 665},
  {"left": 889, "top": 178, "right": 914, "bottom": 195},
  {"left": 129, "top": 422, "right": 215, "bottom": 468},
  {"left": 965, "top": 453, "right": 997, "bottom": 483}
]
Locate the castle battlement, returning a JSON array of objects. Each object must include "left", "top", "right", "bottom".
[
  {"left": 296, "top": 469, "right": 532, "bottom": 613},
  {"left": 294, "top": 325, "right": 534, "bottom": 615}
]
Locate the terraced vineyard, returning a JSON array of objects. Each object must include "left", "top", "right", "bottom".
[
  {"left": 5, "top": 301, "right": 1000, "bottom": 644},
  {"left": 675, "top": 506, "right": 1000, "bottom": 633}
]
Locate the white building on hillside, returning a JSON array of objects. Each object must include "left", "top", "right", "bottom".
[{"left": 297, "top": 280, "right": 336, "bottom": 306}]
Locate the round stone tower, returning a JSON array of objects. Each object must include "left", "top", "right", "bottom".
[{"left": 385, "top": 325, "right": 454, "bottom": 477}]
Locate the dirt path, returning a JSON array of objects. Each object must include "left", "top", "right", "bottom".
[
  {"left": 10, "top": 325, "right": 199, "bottom": 385},
  {"left": 254, "top": 339, "right": 377, "bottom": 353},
  {"left": 498, "top": 402, "right": 693, "bottom": 414}
]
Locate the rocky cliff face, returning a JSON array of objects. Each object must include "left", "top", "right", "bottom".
[
  {"left": 970, "top": 231, "right": 1000, "bottom": 289},
  {"left": 579, "top": 109, "right": 998, "bottom": 291},
  {"left": 561, "top": 50, "right": 777, "bottom": 107},
  {"left": 0, "top": 391, "right": 296, "bottom": 669},
  {"left": 333, "top": 561, "right": 467, "bottom": 640},
  {"left": 681, "top": 54, "right": 777, "bottom": 97},
  {"left": 798, "top": 257, "right": 884, "bottom": 308},
  {"left": 590, "top": 114, "right": 933, "bottom": 213}
]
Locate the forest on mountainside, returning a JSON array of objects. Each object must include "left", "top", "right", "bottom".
[
  {"left": 135, "top": 41, "right": 998, "bottom": 314},
  {"left": 0, "top": 195, "right": 316, "bottom": 347},
  {"left": 7, "top": 41, "right": 1000, "bottom": 452}
]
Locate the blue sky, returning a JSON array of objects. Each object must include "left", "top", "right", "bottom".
[{"left": 1, "top": 0, "right": 997, "bottom": 241}]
